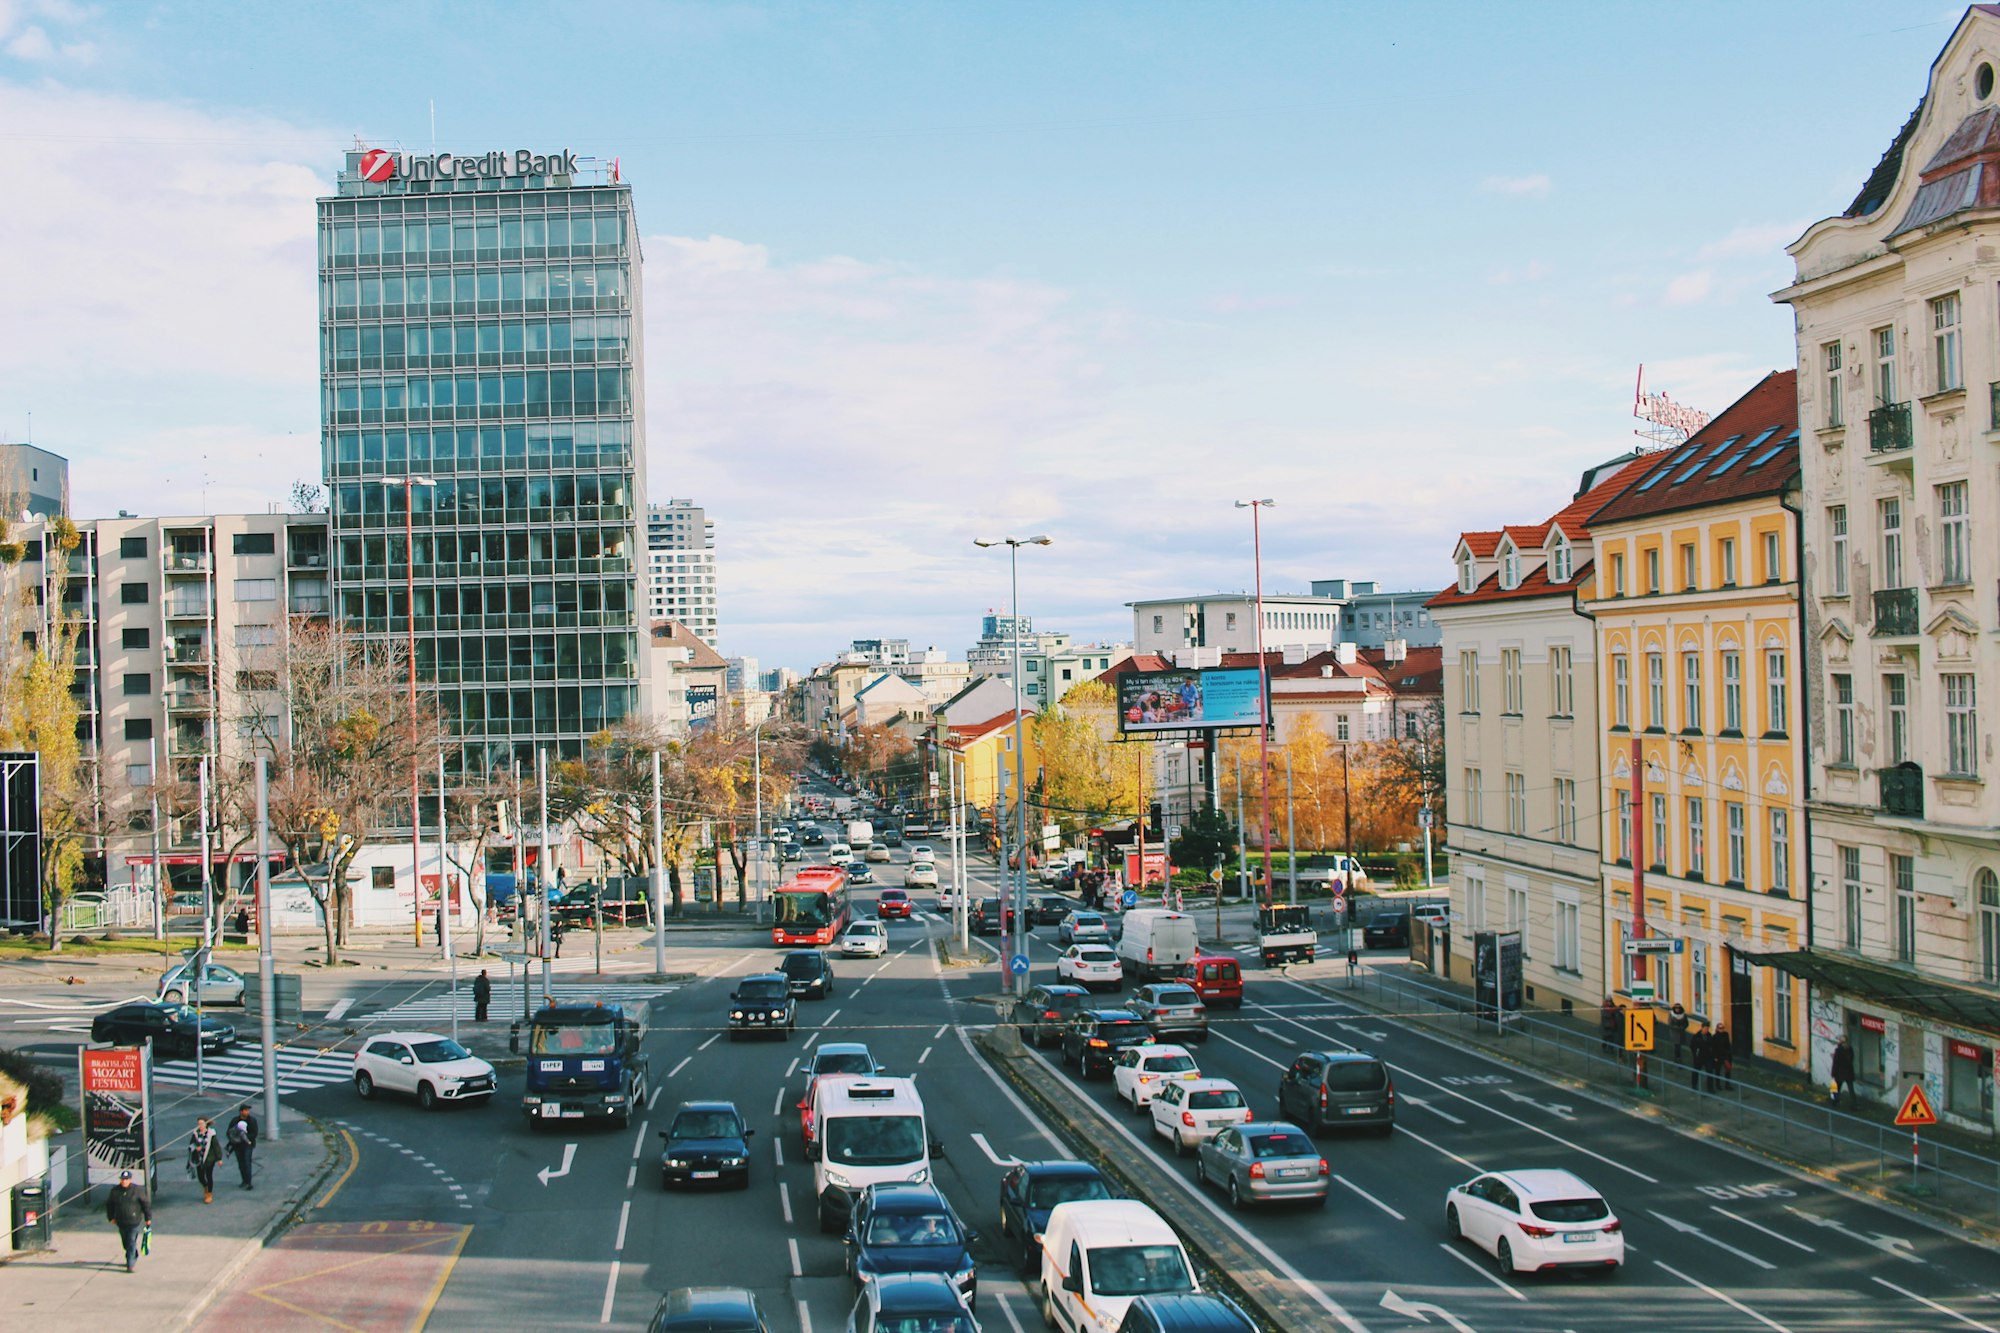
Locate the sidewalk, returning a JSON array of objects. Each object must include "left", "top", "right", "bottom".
[{"left": 5, "top": 1092, "right": 336, "bottom": 1331}]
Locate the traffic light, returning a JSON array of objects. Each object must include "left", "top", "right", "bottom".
[
  {"left": 1148, "top": 802, "right": 1164, "bottom": 839},
  {"left": 490, "top": 799, "right": 512, "bottom": 839}
]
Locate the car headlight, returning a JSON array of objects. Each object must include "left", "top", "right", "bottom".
[
  {"left": 825, "top": 1169, "right": 853, "bottom": 1189},
  {"left": 770, "top": 1008, "right": 786, "bottom": 1018},
  {"left": 909, "top": 1167, "right": 929, "bottom": 1184},
  {"left": 730, "top": 1009, "right": 745, "bottom": 1019},
  {"left": 666, "top": 1157, "right": 689, "bottom": 1168},
  {"left": 721, "top": 1156, "right": 746, "bottom": 1167}
]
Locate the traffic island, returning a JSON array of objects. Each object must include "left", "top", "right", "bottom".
[{"left": 971, "top": 1027, "right": 1336, "bottom": 1332}]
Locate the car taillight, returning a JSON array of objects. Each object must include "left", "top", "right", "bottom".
[
  {"left": 1319, "top": 1158, "right": 1330, "bottom": 1176},
  {"left": 1181, "top": 1112, "right": 1197, "bottom": 1127},
  {"left": 1319, "top": 1085, "right": 1328, "bottom": 1109},
  {"left": 1519, "top": 1223, "right": 1556, "bottom": 1238},
  {"left": 1386, "top": 1078, "right": 1396, "bottom": 1107},
  {"left": 1147, "top": 948, "right": 1155, "bottom": 962},
  {"left": 1602, "top": 1219, "right": 1622, "bottom": 1233},
  {"left": 1088, "top": 1038, "right": 1107, "bottom": 1048},
  {"left": 1044, "top": 1010, "right": 1059, "bottom": 1019},
  {"left": 1242, "top": 1110, "right": 1253, "bottom": 1122},
  {"left": 1249, "top": 1163, "right": 1265, "bottom": 1179}
]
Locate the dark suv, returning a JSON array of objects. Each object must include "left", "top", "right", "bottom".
[
  {"left": 1060, "top": 1009, "right": 1155, "bottom": 1078},
  {"left": 1362, "top": 912, "right": 1410, "bottom": 948},
  {"left": 1277, "top": 1050, "right": 1395, "bottom": 1134},
  {"left": 1010, "top": 983, "right": 1090, "bottom": 1048},
  {"left": 780, "top": 950, "right": 835, "bottom": 1000},
  {"left": 728, "top": 973, "right": 798, "bottom": 1040},
  {"left": 972, "top": 898, "right": 1014, "bottom": 936}
]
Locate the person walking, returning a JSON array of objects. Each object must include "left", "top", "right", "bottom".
[
  {"left": 1830, "top": 1037, "right": 1856, "bottom": 1109},
  {"left": 1688, "top": 1021, "right": 1709, "bottom": 1090},
  {"left": 227, "top": 1107, "right": 256, "bottom": 1190},
  {"left": 188, "top": 1116, "right": 223, "bottom": 1204},
  {"left": 1710, "top": 1027, "right": 1734, "bottom": 1091},
  {"left": 473, "top": 968, "right": 492, "bottom": 1023},
  {"left": 1668, "top": 1003, "right": 1689, "bottom": 1064},
  {"left": 105, "top": 1170, "right": 152, "bottom": 1273},
  {"left": 1599, "top": 997, "right": 1621, "bottom": 1064}
]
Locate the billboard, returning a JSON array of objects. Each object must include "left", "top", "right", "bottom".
[
  {"left": 1473, "top": 929, "right": 1523, "bottom": 1029},
  {"left": 1115, "top": 668, "right": 1266, "bottom": 734},
  {"left": 686, "top": 685, "right": 719, "bottom": 732},
  {"left": 80, "top": 1045, "right": 156, "bottom": 1187},
  {"left": 1, "top": 752, "right": 41, "bottom": 930}
]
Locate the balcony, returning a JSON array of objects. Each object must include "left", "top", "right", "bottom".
[
  {"left": 1868, "top": 402, "right": 1913, "bottom": 454},
  {"left": 164, "top": 638, "right": 209, "bottom": 665},
  {"left": 1871, "top": 587, "right": 1919, "bottom": 637},
  {"left": 164, "top": 601, "right": 210, "bottom": 621},
  {"left": 1879, "top": 763, "right": 1925, "bottom": 819},
  {"left": 1990, "top": 381, "right": 2000, "bottom": 431},
  {"left": 165, "top": 552, "right": 210, "bottom": 573},
  {"left": 164, "top": 689, "right": 213, "bottom": 714}
]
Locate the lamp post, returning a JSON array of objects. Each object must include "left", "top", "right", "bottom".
[
  {"left": 381, "top": 475, "right": 436, "bottom": 945},
  {"left": 1234, "top": 499, "right": 1276, "bottom": 906},
  {"left": 974, "top": 535, "right": 1050, "bottom": 996}
]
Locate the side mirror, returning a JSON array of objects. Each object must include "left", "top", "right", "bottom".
[
  {"left": 743, "top": 1127, "right": 757, "bottom": 1138},
  {"left": 658, "top": 1130, "right": 670, "bottom": 1140},
  {"left": 928, "top": 1136, "right": 946, "bottom": 1158},
  {"left": 806, "top": 1141, "right": 822, "bottom": 1162}
]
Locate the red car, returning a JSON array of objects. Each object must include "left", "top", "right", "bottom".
[{"left": 875, "top": 888, "right": 913, "bottom": 919}]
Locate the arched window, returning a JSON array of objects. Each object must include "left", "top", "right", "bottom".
[
  {"left": 1978, "top": 868, "right": 2000, "bottom": 984},
  {"left": 1458, "top": 551, "right": 1475, "bottom": 593},
  {"left": 1551, "top": 539, "right": 1573, "bottom": 583},
  {"left": 1501, "top": 544, "right": 1520, "bottom": 590}
]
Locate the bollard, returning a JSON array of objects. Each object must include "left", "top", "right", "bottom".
[{"left": 510, "top": 1020, "right": 521, "bottom": 1054}]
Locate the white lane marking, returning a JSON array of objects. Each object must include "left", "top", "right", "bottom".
[
  {"left": 599, "top": 1259, "right": 620, "bottom": 1324},
  {"left": 668, "top": 1056, "right": 691, "bottom": 1079},
  {"left": 626, "top": 1164, "right": 635, "bottom": 1189},
  {"left": 1710, "top": 1206, "right": 1814, "bottom": 1253},
  {"left": 934, "top": 1025, "right": 947, "bottom": 1038},
  {"left": 697, "top": 1033, "right": 719, "bottom": 1051},
  {"left": 773, "top": 1087, "right": 786, "bottom": 1117},
  {"left": 775, "top": 1137, "right": 785, "bottom": 1167},
  {"left": 785, "top": 1058, "right": 799, "bottom": 1078},
  {"left": 873, "top": 963, "right": 891, "bottom": 978},
  {"left": 956, "top": 1027, "right": 1072, "bottom": 1158},
  {"left": 1647, "top": 1209, "right": 1775, "bottom": 1270},
  {"left": 1382, "top": 1290, "right": 1476, "bottom": 1333},
  {"left": 1780, "top": 1205, "right": 1924, "bottom": 1263},
  {"left": 1436, "top": 1241, "right": 1526, "bottom": 1300},
  {"left": 537, "top": 1143, "right": 576, "bottom": 1186},
  {"left": 1872, "top": 1276, "right": 2000, "bottom": 1333},
  {"left": 325, "top": 997, "right": 354, "bottom": 1021},
  {"left": 1334, "top": 1173, "right": 1405, "bottom": 1220},
  {"left": 971, "top": 1132, "right": 1020, "bottom": 1166},
  {"left": 803, "top": 1031, "right": 820, "bottom": 1049},
  {"left": 1399, "top": 1095, "right": 1468, "bottom": 1126},
  {"left": 614, "top": 1199, "right": 630, "bottom": 1250},
  {"left": 1654, "top": 1260, "right": 1792, "bottom": 1333},
  {"left": 648, "top": 1085, "right": 662, "bottom": 1109},
  {"left": 919, "top": 1045, "right": 933, "bottom": 1064},
  {"left": 779, "top": 1180, "right": 793, "bottom": 1224},
  {"left": 631, "top": 1122, "right": 648, "bottom": 1159},
  {"left": 788, "top": 1236, "right": 803, "bottom": 1278},
  {"left": 991, "top": 1290, "right": 1029, "bottom": 1333},
  {"left": 796, "top": 1299, "right": 813, "bottom": 1333},
  {"left": 822, "top": 1008, "right": 844, "bottom": 1027}
]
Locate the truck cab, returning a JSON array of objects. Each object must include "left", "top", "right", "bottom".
[
  {"left": 1256, "top": 904, "right": 1317, "bottom": 967},
  {"left": 522, "top": 1001, "right": 650, "bottom": 1128}
]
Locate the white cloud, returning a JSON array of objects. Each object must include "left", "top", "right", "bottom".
[
  {"left": 1480, "top": 173, "right": 1551, "bottom": 197},
  {"left": 1697, "top": 220, "right": 1808, "bottom": 261},
  {"left": 1663, "top": 269, "right": 1714, "bottom": 305},
  {"left": 5, "top": 23, "right": 51, "bottom": 58}
]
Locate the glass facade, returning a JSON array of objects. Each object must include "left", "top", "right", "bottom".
[{"left": 318, "top": 150, "right": 648, "bottom": 776}]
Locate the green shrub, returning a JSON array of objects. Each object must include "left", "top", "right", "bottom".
[{"left": 0, "top": 1046, "right": 67, "bottom": 1118}]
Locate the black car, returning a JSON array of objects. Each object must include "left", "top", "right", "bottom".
[
  {"left": 659, "top": 1100, "right": 755, "bottom": 1189},
  {"left": 997, "top": 1160, "right": 1115, "bottom": 1272},
  {"left": 727, "top": 973, "right": 797, "bottom": 1040},
  {"left": 90, "top": 1002, "right": 236, "bottom": 1058},
  {"left": 845, "top": 1183, "right": 978, "bottom": 1309},
  {"left": 878, "top": 828, "right": 903, "bottom": 848},
  {"left": 1034, "top": 895, "right": 1070, "bottom": 925},
  {"left": 972, "top": 898, "right": 1014, "bottom": 936},
  {"left": 1010, "top": 983, "right": 1091, "bottom": 1049},
  {"left": 780, "top": 949, "right": 835, "bottom": 1000},
  {"left": 848, "top": 1273, "right": 977, "bottom": 1333},
  {"left": 847, "top": 861, "right": 874, "bottom": 885},
  {"left": 1060, "top": 1009, "right": 1155, "bottom": 1078},
  {"left": 1278, "top": 1050, "right": 1395, "bottom": 1134},
  {"left": 801, "top": 827, "right": 826, "bottom": 846},
  {"left": 1363, "top": 912, "right": 1410, "bottom": 948},
  {"left": 647, "top": 1286, "right": 773, "bottom": 1333},
  {"left": 780, "top": 843, "right": 805, "bottom": 863},
  {"left": 1116, "top": 1293, "right": 1258, "bottom": 1333}
]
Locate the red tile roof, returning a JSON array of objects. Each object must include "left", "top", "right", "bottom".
[
  {"left": 1458, "top": 530, "right": 1505, "bottom": 558},
  {"left": 650, "top": 619, "right": 729, "bottom": 669},
  {"left": 1093, "top": 654, "right": 1175, "bottom": 686},
  {"left": 1587, "top": 371, "right": 1799, "bottom": 525}
]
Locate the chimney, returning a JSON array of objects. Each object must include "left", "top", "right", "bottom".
[
  {"left": 1383, "top": 638, "right": 1407, "bottom": 664},
  {"left": 1282, "top": 644, "right": 1307, "bottom": 665},
  {"left": 1336, "top": 642, "right": 1358, "bottom": 665},
  {"left": 1321, "top": 665, "right": 1336, "bottom": 678}
]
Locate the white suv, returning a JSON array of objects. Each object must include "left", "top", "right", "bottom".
[{"left": 354, "top": 1031, "right": 497, "bottom": 1110}]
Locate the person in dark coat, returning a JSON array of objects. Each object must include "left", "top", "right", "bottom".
[
  {"left": 227, "top": 1106, "right": 257, "bottom": 1189},
  {"left": 233, "top": 906, "right": 251, "bottom": 937},
  {"left": 105, "top": 1170, "right": 152, "bottom": 1272},
  {"left": 1668, "top": 1003, "right": 1690, "bottom": 1063},
  {"left": 1708, "top": 1027, "right": 1734, "bottom": 1091},
  {"left": 1599, "top": 997, "right": 1621, "bottom": 1062},
  {"left": 1830, "top": 1037, "right": 1856, "bottom": 1109},
  {"left": 188, "top": 1115, "right": 223, "bottom": 1204},
  {"left": 1688, "top": 1021, "right": 1709, "bottom": 1089},
  {"left": 473, "top": 969, "right": 492, "bottom": 1023}
]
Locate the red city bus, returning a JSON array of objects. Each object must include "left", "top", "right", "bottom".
[{"left": 772, "top": 866, "right": 851, "bottom": 947}]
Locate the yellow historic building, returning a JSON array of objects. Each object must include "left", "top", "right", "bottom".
[{"left": 1585, "top": 372, "right": 1808, "bottom": 1070}]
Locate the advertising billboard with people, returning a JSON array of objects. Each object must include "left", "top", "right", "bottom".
[{"left": 1115, "top": 667, "right": 1266, "bottom": 733}]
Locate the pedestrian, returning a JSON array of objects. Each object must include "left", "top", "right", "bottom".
[
  {"left": 1599, "top": 997, "right": 1621, "bottom": 1063},
  {"left": 435, "top": 902, "right": 445, "bottom": 951},
  {"left": 1668, "top": 1002, "right": 1689, "bottom": 1063},
  {"left": 1830, "top": 1036, "right": 1856, "bottom": 1109},
  {"left": 473, "top": 968, "right": 492, "bottom": 1023},
  {"left": 1710, "top": 1027, "right": 1734, "bottom": 1091},
  {"left": 233, "top": 906, "right": 251, "bottom": 938},
  {"left": 105, "top": 1170, "right": 151, "bottom": 1273},
  {"left": 227, "top": 1107, "right": 256, "bottom": 1190},
  {"left": 1689, "top": 1021, "right": 1709, "bottom": 1090},
  {"left": 187, "top": 1116, "right": 222, "bottom": 1204},
  {"left": 552, "top": 920, "right": 566, "bottom": 958}
]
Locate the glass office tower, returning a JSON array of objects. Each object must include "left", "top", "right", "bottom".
[{"left": 318, "top": 148, "right": 649, "bottom": 776}]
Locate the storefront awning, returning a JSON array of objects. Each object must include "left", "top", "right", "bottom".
[{"left": 1751, "top": 950, "right": 2000, "bottom": 1039}]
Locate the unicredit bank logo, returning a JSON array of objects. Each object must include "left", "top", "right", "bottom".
[
  {"left": 358, "top": 148, "right": 396, "bottom": 182},
  {"left": 353, "top": 148, "right": 581, "bottom": 185}
]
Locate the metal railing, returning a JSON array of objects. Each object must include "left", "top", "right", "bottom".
[
  {"left": 1879, "top": 763, "right": 1925, "bottom": 818},
  {"left": 1869, "top": 401, "right": 1913, "bottom": 453},
  {"left": 1873, "top": 587, "right": 1919, "bottom": 636}
]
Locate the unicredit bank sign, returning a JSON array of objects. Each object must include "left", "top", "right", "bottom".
[{"left": 357, "top": 148, "right": 579, "bottom": 184}]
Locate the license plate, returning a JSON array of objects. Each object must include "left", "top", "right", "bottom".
[
  {"left": 1345, "top": 1106, "right": 1373, "bottom": 1115},
  {"left": 1169, "top": 1009, "right": 1194, "bottom": 1018},
  {"left": 561, "top": 1111, "right": 583, "bottom": 1119},
  {"left": 539, "top": 1104, "right": 560, "bottom": 1118},
  {"left": 1279, "top": 1167, "right": 1310, "bottom": 1178},
  {"left": 1563, "top": 1231, "right": 1596, "bottom": 1244},
  {"left": 692, "top": 1171, "right": 719, "bottom": 1180}
]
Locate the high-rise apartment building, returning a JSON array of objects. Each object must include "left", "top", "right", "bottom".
[
  {"left": 646, "top": 500, "right": 716, "bottom": 648},
  {"left": 318, "top": 146, "right": 649, "bottom": 777},
  {"left": 0, "top": 442, "right": 68, "bottom": 519}
]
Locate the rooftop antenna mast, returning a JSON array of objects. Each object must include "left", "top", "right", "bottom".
[{"left": 1632, "top": 364, "right": 1711, "bottom": 452}]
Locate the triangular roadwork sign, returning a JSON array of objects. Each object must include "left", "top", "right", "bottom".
[{"left": 1894, "top": 1083, "right": 1937, "bottom": 1127}]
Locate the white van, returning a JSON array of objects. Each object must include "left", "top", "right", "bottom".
[
  {"left": 807, "top": 1076, "right": 935, "bottom": 1234},
  {"left": 1116, "top": 909, "right": 1199, "bottom": 983},
  {"left": 827, "top": 843, "right": 852, "bottom": 865},
  {"left": 1039, "top": 1198, "right": 1198, "bottom": 1332}
]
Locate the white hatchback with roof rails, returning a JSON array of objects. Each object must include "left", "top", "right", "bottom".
[{"left": 1445, "top": 1167, "right": 1624, "bottom": 1276}]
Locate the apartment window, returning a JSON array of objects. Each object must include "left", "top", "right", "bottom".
[
  {"left": 1832, "top": 673, "right": 1855, "bottom": 765},
  {"left": 1841, "top": 845, "right": 1864, "bottom": 948},
  {"left": 1463, "top": 768, "right": 1483, "bottom": 827},
  {"left": 1772, "top": 944, "right": 1796, "bottom": 1044},
  {"left": 1823, "top": 339, "right": 1844, "bottom": 427},
  {"left": 1770, "top": 809, "right": 1791, "bottom": 896},
  {"left": 1611, "top": 552, "right": 1627, "bottom": 597},
  {"left": 1932, "top": 291, "right": 1961, "bottom": 392},
  {"left": 1459, "top": 649, "right": 1480, "bottom": 713},
  {"left": 120, "top": 582, "right": 149, "bottom": 605},
  {"left": 1721, "top": 651, "right": 1742, "bottom": 732},
  {"left": 119, "top": 535, "right": 147, "bottom": 559},
  {"left": 1552, "top": 541, "right": 1573, "bottom": 582},
  {"left": 1766, "top": 651, "right": 1789, "bottom": 736},
  {"left": 1550, "top": 646, "right": 1573, "bottom": 717},
  {"left": 1554, "top": 894, "right": 1581, "bottom": 973},
  {"left": 1762, "top": 531, "right": 1781, "bottom": 583},
  {"left": 1612, "top": 654, "right": 1630, "bottom": 728},
  {"left": 1505, "top": 771, "right": 1526, "bottom": 835},
  {"left": 1501, "top": 545, "right": 1520, "bottom": 589},
  {"left": 1501, "top": 648, "right": 1523, "bottom": 714},
  {"left": 1681, "top": 651, "right": 1703, "bottom": 732},
  {"left": 1616, "top": 789, "right": 1633, "bottom": 862},
  {"left": 1726, "top": 801, "right": 1746, "bottom": 886},
  {"left": 1720, "top": 537, "right": 1737, "bottom": 587},
  {"left": 1827, "top": 506, "right": 1849, "bottom": 595},
  {"left": 1506, "top": 880, "right": 1529, "bottom": 950},
  {"left": 231, "top": 532, "right": 276, "bottom": 556},
  {"left": 1457, "top": 552, "right": 1475, "bottom": 593},
  {"left": 237, "top": 624, "right": 276, "bottom": 647},
  {"left": 1686, "top": 797, "right": 1706, "bottom": 878},
  {"left": 1893, "top": 854, "right": 1917, "bottom": 964},
  {"left": 122, "top": 627, "right": 150, "bottom": 651},
  {"left": 1646, "top": 653, "right": 1666, "bottom": 730},
  {"left": 1554, "top": 778, "right": 1578, "bottom": 844},
  {"left": 1151, "top": 615, "right": 1163, "bottom": 634},
  {"left": 1336, "top": 714, "right": 1350, "bottom": 742},
  {"left": 123, "top": 719, "right": 153, "bottom": 741},
  {"left": 1879, "top": 497, "right": 1904, "bottom": 587},
  {"left": 1938, "top": 481, "right": 1970, "bottom": 584},
  {"left": 1224, "top": 612, "right": 1237, "bottom": 632},
  {"left": 127, "top": 763, "right": 152, "bottom": 789},
  {"left": 234, "top": 578, "right": 277, "bottom": 602},
  {"left": 1691, "top": 934, "right": 1711, "bottom": 1018},
  {"left": 1979, "top": 869, "right": 2000, "bottom": 983},
  {"left": 1945, "top": 673, "right": 1978, "bottom": 776},
  {"left": 1651, "top": 794, "right": 1668, "bottom": 872},
  {"left": 1645, "top": 547, "right": 1661, "bottom": 594},
  {"left": 121, "top": 672, "right": 151, "bottom": 697},
  {"left": 1885, "top": 674, "right": 1909, "bottom": 765},
  {"left": 1874, "top": 324, "right": 1897, "bottom": 405},
  {"left": 1680, "top": 543, "right": 1698, "bottom": 591}
]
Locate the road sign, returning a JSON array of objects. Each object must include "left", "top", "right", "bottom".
[
  {"left": 1624, "top": 1008, "right": 1655, "bottom": 1052},
  {"left": 1042, "top": 824, "right": 1061, "bottom": 853},
  {"left": 1622, "top": 937, "right": 1685, "bottom": 956},
  {"left": 1894, "top": 1083, "right": 1937, "bottom": 1127},
  {"left": 1627, "top": 981, "right": 1654, "bottom": 1000},
  {"left": 1169, "top": 826, "right": 1181, "bottom": 839},
  {"left": 1418, "top": 807, "right": 1433, "bottom": 829},
  {"left": 1008, "top": 954, "right": 1030, "bottom": 976}
]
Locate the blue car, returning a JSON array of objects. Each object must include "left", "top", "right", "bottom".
[
  {"left": 996, "top": 1160, "right": 1115, "bottom": 1272},
  {"left": 847, "top": 861, "right": 874, "bottom": 884},
  {"left": 845, "top": 1183, "right": 978, "bottom": 1310}
]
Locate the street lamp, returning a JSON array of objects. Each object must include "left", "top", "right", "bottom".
[
  {"left": 1234, "top": 499, "right": 1275, "bottom": 906},
  {"left": 974, "top": 535, "right": 1051, "bottom": 995},
  {"left": 381, "top": 475, "right": 436, "bottom": 945}
]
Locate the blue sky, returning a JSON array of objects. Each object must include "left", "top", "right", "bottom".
[{"left": 0, "top": 1, "right": 1966, "bottom": 669}]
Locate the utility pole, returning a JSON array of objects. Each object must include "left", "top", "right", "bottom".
[
  {"left": 1235, "top": 760, "right": 1248, "bottom": 901},
  {"left": 438, "top": 751, "right": 455, "bottom": 1041},
  {"left": 254, "top": 756, "right": 279, "bottom": 1140},
  {"left": 537, "top": 747, "right": 551, "bottom": 1002},
  {"left": 1235, "top": 498, "right": 1276, "bottom": 905},
  {"left": 651, "top": 750, "right": 666, "bottom": 975},
  {"left": 148, "top": 736, "right": 163, "bottom": 940},
  {"left": 1286, "top": 750, "right": 1297, "bottom": 906}
]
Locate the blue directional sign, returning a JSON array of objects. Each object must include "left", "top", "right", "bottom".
[{"left": 1009, "top": 953, "right": 1031, "bottom": 975}]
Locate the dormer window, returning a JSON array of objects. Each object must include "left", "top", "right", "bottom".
[
  {"left": 1551, "top": 539, "right": 1573, "bottom": 583},
  {"left": 1457, "top": 550, "right": 1475, "bottom": 593},
  {"left": 1500, "top": 543, "right": 1520, "bottom": 590}
]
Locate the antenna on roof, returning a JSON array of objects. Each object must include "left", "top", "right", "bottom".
[{"left": 1633, "top": 364, "right": 1711, "bottom": 452}]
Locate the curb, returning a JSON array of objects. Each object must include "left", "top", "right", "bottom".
[{"left": 176, "top": 1112, "right": 342, "bottom": 1331}]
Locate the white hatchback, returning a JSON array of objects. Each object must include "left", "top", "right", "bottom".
[
  {"left": 1150, "top": 1077, "right": 1252, "bottom": 1155},
  {"left": 904, "top": 863, "right": 939, "bottom": 889},
  {"left": 354, "top": 1031, "right": 497, "bottom": 1110},
  {"left": 1057, "top": 944, "right": 1123, "bottom": 991},
  {"left": 840, "top": 920, "right": 889, "bottom": 958},
  {"left": 1445, "top": 1168, "right": 1625, "bottom": 1276},
  {"left": 1112, "top": 1044, "right": 1201, "bottom": 1111}
]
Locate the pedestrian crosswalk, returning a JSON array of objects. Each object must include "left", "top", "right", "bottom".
[
  {"left": 357, "top": 979, "right": 684, "bottom": 1027},
  {"left": 150, "top": 1043, "right": 356, "bottom": 1098}
]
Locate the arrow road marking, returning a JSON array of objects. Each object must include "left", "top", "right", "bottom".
[
  {"left": 538, "top": 1142, "right": 576, "bottom": 1186},
  {"left": 1873, "top": 1277, "right": 2000, "bottom": 1333},
  {"left": 971, "top": 1133, "right": 1019, "bottom": 1167},
  {"left": 1496, "top": 1088, "right": 1576, "bottom": 1122},
  {"left": 1350, "top": 1028, "right": 1390, "bottom": 1042},
  {"left": 1254, "top": 1024, "right": 1285, "bottom": 1039},
  {"left": 324, "top": 997, "right": 354, "bottom": 1021},
  {"left": 1399, "top": 1095, "right": 1467, "bottom": 1126},
  {"left": 1709, "top": 1206, "right": 1814, "bottom": 1253},
  {"left": 1782, "top": 1205, "right": 1924, "bottom": 1263},
  {"left": 1647, "top": 1209, "right": 1775, "bottom": 1269},
  {"left": 1381, "top": 1288, "right": 1478, "bottom": 1333}
]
